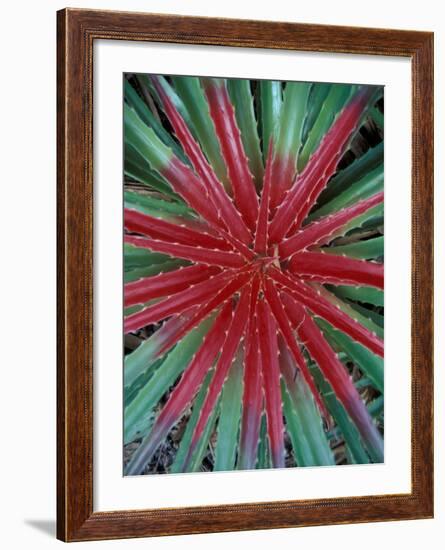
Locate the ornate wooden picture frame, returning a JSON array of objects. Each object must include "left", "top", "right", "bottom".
[{"left": 57, "top": 8, "right": 433, "bottom": 542}]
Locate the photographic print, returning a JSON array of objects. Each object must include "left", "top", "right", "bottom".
[{"left": 123, "top": 75, "right": 384, "bottom": 476}]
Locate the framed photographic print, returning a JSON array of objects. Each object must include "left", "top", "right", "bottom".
[{"left": 57, "top": 8, "right": 434, "bottom": 542}]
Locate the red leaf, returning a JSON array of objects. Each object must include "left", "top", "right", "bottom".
[
  {"left": 279, "top": 192, "right": 384, "bottom": 257},
  {"left": 269, "top": 267, "right": 384, "bottom": 357},
  {"left": 181, "top": 281, "right": 253, "bottom": 471},
  {"left": 238, "top": 316, "right": 263, "bottom": 470},
  {"left": 291, "top": 300, "right": 383, "bottom": 462},
  {"left": 125, "top": 208, "right": 232, "bottom": 251},
  {"left": 254, "top": 141, "right": 274, "bottom": 254},
  {"left": 238, "top": 275, "right": 263, "bottom": 469},
  {"left": 269, "top": 88, "right": 375, "bottom": 243},
  {"left": 203, "top": 78, "right": 259, "bottom": 230},
  {"left": 125, "top": 302, "right": 234, "bottom": 475},
  {"left": 262, "top": 277, "right": 328, "bottom": 418},
  {"left": 124, "top": 264, "right": 221, "bottom": 307},
  {"left": 124, "top": 235, "right": 246, "bottom": 269},
  {"left": 158, "top": 268, "right": 254, "bottom": 355},
  {"left": 124, "top": 269, "right": 236, "bottom": 334},
  {"left": 287, "top": 251, "right": 384, "bottom": 289},
  {"left": 257, "top": 297, "right": 285, "bottom": 468},
  {"left": 268, "top": 153, "right": 297, "bottom": 212},
  {"left": 151, "top": 76, "right": 253, "bottom": 246},
  {"left": 161, "top": 156, "right": 222, "bottom": 227}
]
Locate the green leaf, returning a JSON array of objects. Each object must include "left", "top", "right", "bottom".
[
  {"left": 355, "top": 377, "right": 373, "bottom": 390},
  {"left": 124, "top": 190, "right": 194, "bottom": 219},
  {"left": 315, "top": 286, "right": 384, "bottom": 339},
  {"left": 317, "top": 318, "right": 384, "bottom": 393},
  {"left": 368, "top": 395, "right": 384, "bottom": 418},
  {"left": 124, "top": 243, "right": 171, "bottom": 269},
  {"left": 260, "top": 80, "right": 282, "bottom": 159},
  {"left": 321, "top": 203, "right": 383, "bottom": 245},
  {"left": 124, "top": 303, "right": 146, "bottom": 317},
  {"left": 342, "top": 204, "right": 384, "bottom": 236},
  {"left": 124, "top": 357, "right": 164, "bottom": 407},
  {"left": 214, "top": 353, "right": 244, "bottom": 471},
  {"left": 317, "top": 142, "right": 383, "bottom": 207},
  {"left": 171, "top": 370, "right": 218, "bottom": 473},
  {"left": 124, "top": 317, "right": 184, "bottom": 389},
  {"left": 125, "top": 79, "right": 187, "bottom": 162},
  {"left": 298, "top": 83, "right": 355, "bottom": 171},
  {"left": 137, "top": 74, "right": 195, "bottom": 136},
  {"left": 125, "top": 143, "right": 176, "bottom": 197},
  {"left": 186, "top": 402, "right": 219, "bottom": 473},
  {"left": 124, "top": 103, "right": 173, "bottom": 173},
  {"left": 348, "top": 302, "right": 384, "bottom": 328},
  {"left": 227, "top": 79, "right": 264, "bottom": 189},
  {"left": 125, "top": 412, "right": 156, "bottom": 448},
  {"left": 124, "top": 319, "right": 211, "bottom": 444},
  {"left": 172, "top": 76, "right": 229, "bottom": 188},
  {"left": 329, "top": 284, "right": 384, "bottom": 307},
  {"left": 328, "top": 389, "right": 383, "bottom": 439},
  {"left": 282, "top": 376, "right": 335, "bottom": 467},
  {"left": 124, "top": 356, "right": 162, "bottom": 443},
  {"left": 301, "top": 83, "right": 331, "bottom": 144},
  {"left": 124, "top": 260, "right": 189, "bottom": 283},
  {"left": 281, "top": 383, "right": 314, "bottom": 466},
  {"left": 324, "top": 236, "right": 384, "bottom": 260},
  {"left": 275, "top": 82, "right": 311, "bottom": 162},
  {"left": 311, "top": 164, "right": 383, "bottom": 220},
  {"left": 256, "top": 414, "right": 271, "bottom": 469},
  {"left": 308, "top": 364, "right": 370, "bottom": 464},
  {"left": 370, "top": 106, "right": 384, "bottom": 128},
  {"left": 361, "top": 213, "right": 384, "bottom": 231}
]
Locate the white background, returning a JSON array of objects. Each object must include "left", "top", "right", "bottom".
[{"left": 0, "top": 0, "right": 442, "bottom": 548}]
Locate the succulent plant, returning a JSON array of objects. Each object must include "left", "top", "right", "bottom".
[{"left": 123, "top": 74, "right": 384, "bottom": 475}]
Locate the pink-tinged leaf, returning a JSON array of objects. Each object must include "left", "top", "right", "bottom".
[
  {"left": 125, "top": 207, "right": 232, "bottom": 251},
  {"left": 125, "top": 310, "right": 196, "bottom": 388},
  {"left": 158, "top": 268, "right": 254, "bottom": 355},
  {"left": 269, "top": 88, "right": 375, "bottom": 243},
  {"left": 160, "top": 156, "right": 221, "bottom": 226},
  {"left": 181, "top": 282, "right": 253, "bottom": 471},
  {"left": 262, "top": 277, "right": 328, "bottom": 419},
  {"left": 310, "top": 282, "right": 384, "bottom": 341},
  {"left": 124, "top": 264, "right": 221, "bottom": 308},
  {"left": 125, "top": 302, "right": 234, "bottom": 475},
  {"left": 238, "top": 275, "right": 262, "bottom": 469},
  {"left": 279, "top": 192, "right": 384, "bottom": 257},
  {"left": 257, "top": 298, "right": 285, "bottom": 469},
  {"left": 268, "top": 155, "right": 297, "bottom": 212},
  {"left": 269, "top": 267, "right": 384, "bottom": 357},
  {"left": 287, "top": 251, "right": 384, "bottom": 289},
  {"left": 151, "top": 76, "right": 253, "bottom": 246},
  {"left": 293, "top": 155, "right": 338, "bottom": 230},
  {"left": 202, "top": 78, "right": 259, "bottom": 230},
  {"left": 238, "top": 314, "right": 263, "bottom": 470},
  {"left": 290, "top": 299, "right": 383, "bottom": 462},
  {"left": 173, "top": 216, "right": 221, "bottom": 235},
  {"left": 279, "top": 335, "right": 299, "bottom": 390},
  {"left": 268, "top": 82, "right": 311, "bottom": 210},
  {"left": 254, "top": 141, "right": 274, "bottom": 254},
  {"left": 124, "top": 235, "right": 246, "bottom": 269},
  {"left": 124, "top": 269, "right": 236, "bottom": 334}
]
